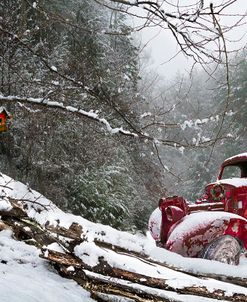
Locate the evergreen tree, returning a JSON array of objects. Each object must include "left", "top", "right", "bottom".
[{"left": 0, "top": 0, "right": 164, "bottom": 231}]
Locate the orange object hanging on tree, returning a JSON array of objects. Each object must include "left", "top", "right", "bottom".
[{"left": 0, "top": 107, "right": 12, "bottom": 132}]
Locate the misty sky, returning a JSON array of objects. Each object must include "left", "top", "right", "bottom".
[{"left": 137, "top": 0, "right": 247, "bottom": 79}]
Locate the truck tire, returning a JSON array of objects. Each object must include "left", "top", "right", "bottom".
[{"left": 200, "top": 235, "right": 241, "bottom": 265}]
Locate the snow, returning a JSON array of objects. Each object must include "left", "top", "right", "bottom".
[
  {"left": 0, "top": 230, "right": 94, "bottom": 302},
  {"left": 0, "top": 198, "right": 12, "bottom": 211},
  {"left": 140, "top": 112, "right": 151, "bottom": 118},
  {"left": 0, "top": 106, "right": 11, "bottom": 116},
  {"left": 180, "top": 117, "right": 210, "bottom": 131},
  {"left": 178, "top": 146, "right": 185, "bottom": 154},
  {"left": 84, "top": 270, "right": 230, "bottom": 302},
  {"left": 45, "top": 242, "right": 65, "bottom": 254},
  {"left": 74, "top": 240, "right": 247, "bottom": 297},
  {"left": 46, "top": 101, "right": 63, "bottom": 108},
  {"left": 180, "top": 119, "right": 194, "bottom": 130},
  {"left": 0, "top": 172, "right": 246, "bottom": 300},
  {"left": 128, "top": 0, "right": 138, "bottom": 4},
  {"left": 167, "top": 211, "right": 246, "bottom": 243},
  {"left": 148, "top": 207, "right": 161, "bottom": 240},
  {"left": 214, "top": 177, "right": 247, "bottom": 187},
  {"left": 0, "top": 95, "right": 139, "bottom": 138},
  {"left": 50, "top": 66, "right": 57, "bottom": 72},
  {"left": 225, "top": 152, "right": 247, "bottom": 161}
]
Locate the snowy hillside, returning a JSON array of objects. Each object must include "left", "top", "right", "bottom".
[
  {"left": 0, "top": 230, "right": 93, "bottom": 302},
  {"left": 0, "top": 172, "right": 246, "bottom": 302}
]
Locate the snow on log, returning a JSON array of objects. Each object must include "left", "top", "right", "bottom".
[{"left": 0, "top": 172, "right": 246, "bottom": 302}]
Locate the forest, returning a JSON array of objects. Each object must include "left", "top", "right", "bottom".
[{"left": 0, "top": 0, "right": 247, "bottom": 233}]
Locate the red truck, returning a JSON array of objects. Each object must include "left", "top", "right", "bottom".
[{"left": 148, "top": 153, "right": 247, "bottom": 265}]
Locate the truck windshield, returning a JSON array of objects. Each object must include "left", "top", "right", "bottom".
[{"left": 221, "top": 165, "right": 241, "bottom": 179}]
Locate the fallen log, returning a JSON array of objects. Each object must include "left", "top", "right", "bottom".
[
  {"left": 41, "top": 248, "right": 247, "bottom": 302},
  {"left": 41, "top": 249, "right": 229, "bottom": 302},
  {"left": 0, "top": 195, "right": 247, "bottom": 302},
  {"left": 43, "top": 220, "right": 247, "bottom": 288},
  {"left": 41, "top": 248, "right": 84, "bottom": 268}
]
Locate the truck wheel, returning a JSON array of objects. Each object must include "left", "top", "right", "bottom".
[{"left": 200, "top": 235, "right": 241, "bottom": 265}]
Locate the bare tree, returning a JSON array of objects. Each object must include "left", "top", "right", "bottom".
[
  {"left": 101, "top": 0, "right": 247, "bottom": 163},
  {"left": 101, "top": 0, "right": 246, "bottom": 69}
]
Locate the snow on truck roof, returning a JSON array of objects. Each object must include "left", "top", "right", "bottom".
[
  {"left": 222, "top": 152, "right": 247, "bottom": 166},
  {"left": 215, "top": 177, "right": 247, "bottom": 188}
]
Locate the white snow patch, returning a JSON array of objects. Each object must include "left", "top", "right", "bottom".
[
  {"left": 50, "top": 66, "right": 57, "bottom": 72},
  {"left": 140, "top": 112, "right": 151, "bottom": 118},
  {"left": 0, "top": 230, "right": 94, "bottom": 302},
  {"left": 224, "top": 152, "right": 247, "bottom": 162},
  {"left": 214, "top": 177, "right": 247, "bottom": 188},
  {"left": 0, "top": 198, "right": 12, "bottom": 211},
  {"left": 45, "top": 242, "right": 65, "bottom": 254},
  {"left": 84, "top": 270, "right": 234, "bottom": 302},
  {"left": 167, "top": 211, "right": 246, "bottom": 244}
]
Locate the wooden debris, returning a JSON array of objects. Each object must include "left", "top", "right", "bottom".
[
  {"left": 0, "top": 198, "right": 27, "bottom": 218},
  {"left": 0, "top": 196, "right": 246, "bottom": 302},
  {"left": 40, "top": 248, "right": 84, "bottom": 268},
  {"left": 45, "top": 222, "right": 84, "bottom": 240}
]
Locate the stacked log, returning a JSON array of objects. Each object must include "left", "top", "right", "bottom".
[{"left": 0, "top": 197, "right": 246, "bottom": 302}]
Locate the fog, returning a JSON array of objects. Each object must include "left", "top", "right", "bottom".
[{"left": 137, "top": 0, "right": 247, "bottom": 79}]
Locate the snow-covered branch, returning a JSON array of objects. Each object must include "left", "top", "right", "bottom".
[
  {"left": 1, "top": 94, "right": 233, "bottom": 150},
  {"left": 0, "top": 95, "right": 138, "bottom": 137},
  {"left": 0, "top": 95, "right": 192, "bottom": 148}
]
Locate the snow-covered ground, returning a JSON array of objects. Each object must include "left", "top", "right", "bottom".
[
  {"left": 0, "top": 172, "right": 246, "bottom": 301},
  {"left": 0, "top": 230, "right": 94, "bottom": 302}
]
